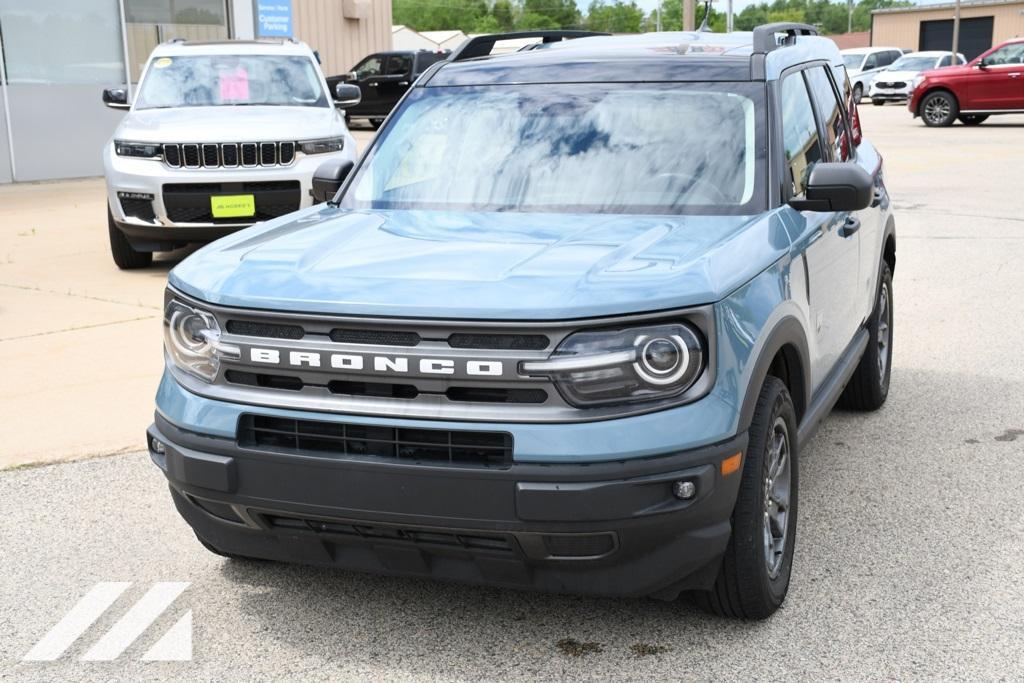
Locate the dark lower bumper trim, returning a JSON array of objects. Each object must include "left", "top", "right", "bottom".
[{"left": 149, "top": 414, "right": 747, "bottom": 598}]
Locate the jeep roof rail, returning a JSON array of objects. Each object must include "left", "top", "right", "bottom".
[
  {"left": 448, "top": 30, "right": 610, "bottom": 62},
  {"left": 751, "top": 23, "right": 819, "bottom": 54}
]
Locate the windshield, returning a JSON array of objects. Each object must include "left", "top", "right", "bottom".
[
  {"left": 890, "top": 55, "right": 939, "bottom": 71},
  {"left": 341, "top": 82, "right": 765, "bottom": 216},
  {"left": 843, "top": 54, "right": 865, "bottom": 70},
  {"left": 135, "top": 54, "right": 327, "bottom": 109}
]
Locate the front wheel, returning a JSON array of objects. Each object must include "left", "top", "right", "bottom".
[
  {"left": 108, "top": 208, "right": 153, "bottom": 269},
  {"left": 958, "top": 114, "right": 988, "bottom": 126},
  {"left": 872, "top": 99, "right": 884, "bottom": 106},
  {"left": 920, "top": 91, "right": 958, "bottom": 127},
  {"left": 852, "top": 83, "right": 863, "bottom": 102},
  {"left": 694, "top": 376, "right": 798, "bottom": 619}
]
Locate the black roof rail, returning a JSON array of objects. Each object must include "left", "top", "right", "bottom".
[
  {"left": 448, "top": 30, "right": 609, "bottom": 62},
  {"left": 751, "top": 23, "right": 819, "bottom": 54}
]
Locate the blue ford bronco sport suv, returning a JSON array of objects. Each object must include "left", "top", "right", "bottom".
[{"left": 150, "top": 25, "right": 895, "bottom": 619}]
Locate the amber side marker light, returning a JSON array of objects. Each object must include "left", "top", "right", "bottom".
[{"left": 721, "top": 452, "right": 743, "bottom": 476}]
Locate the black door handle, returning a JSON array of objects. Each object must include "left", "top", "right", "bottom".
[
  {"left": 840, "top": 216, "right": 861, "bottom": 237},
  {"left": 871, "top": 188, "right": 884, "bottom": 208}
]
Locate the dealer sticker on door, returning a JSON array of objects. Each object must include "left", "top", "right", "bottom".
[{"left": 210, "top": 194, "right": 255, "bottom": 218}]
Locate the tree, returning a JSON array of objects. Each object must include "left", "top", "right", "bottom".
[
  {"left": 522, "top": 0, "right": 581, "bottom": 28},
  {"left": 492, "top": 0, "right": 516, "bottom": 31},
  {"left": 586, "top": 1, "right": 644, "bottom": 33}
]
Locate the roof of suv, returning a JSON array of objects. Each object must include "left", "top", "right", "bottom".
[
  {"left": 150, "top": 39, "right": 316, "bottom": 58},
  {"left": 427, "top": 30, "right": 843, "bottom": 86}
]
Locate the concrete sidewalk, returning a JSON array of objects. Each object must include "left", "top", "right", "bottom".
[{"left": 0, "top": 130, "right": 374, "bottom": 468}]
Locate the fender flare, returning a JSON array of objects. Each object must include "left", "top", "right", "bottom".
[{"left": 736, "top": 316, "right": 811, "bottom": 434}]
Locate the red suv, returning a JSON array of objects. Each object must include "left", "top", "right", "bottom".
[{"left": 909, "top": 38, "right": 1024, "bottom": 126}]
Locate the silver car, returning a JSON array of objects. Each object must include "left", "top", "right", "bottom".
[{"left": 102, "top": 39, "right": 359, "bottom": 269}]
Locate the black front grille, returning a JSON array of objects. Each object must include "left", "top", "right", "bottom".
[
  {"left": 448, "top": 333, "right": 550, "bottom": 350},
  {"left": 162, "top": 180, "right": 301, "bottom": 224},
  {"left": 226, "top": 320, "right": 305, "bottom": 339},
  {"left": 202, "top": 143, "right": 219, "bottom": 167},
  {"left": 279, "top": 141, "right": 295, "bottom": 165},
  {"left": 238, "top": 415, "right": 513, "bottom": 468},
  {"left": 878, "top": 81, "right": 906, "bottom": 89},
  {"left": 241, "top": 143, "right": 258, "bottom": 166},
  {"left": 118, "top": 196, "right": 156, "bottom": 221},
  {"left": 221, "top": 143, "right": 239, "bottom": 167},
  {"left": 163, "top": 144, "right": 181, "bottom": 167},
  {"left": 329, "top": 329, "right": 422, "bottom": 346},
  {"left": 263, "top": 514, "right": 514, "bottom": 552},
  {"left": 182, "top": 143, "right": 200, "bottom": 167},
  {"left": 260, "top": 142, "right": 276, "bottom": 165}
]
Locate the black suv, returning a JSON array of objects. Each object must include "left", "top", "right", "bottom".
[{"left": 327, "top": 50, "right": 450, "bottom": 127}]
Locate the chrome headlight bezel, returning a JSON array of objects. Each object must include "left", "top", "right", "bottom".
[
  {"left": 298, "top": 136, "right": 346, "bottom": 155},
  {"left": 163, "top": 297, "right": 239, "bottom": 383},
  {"left": 521, "top": 319, "right": 712, "bottom": 408}
]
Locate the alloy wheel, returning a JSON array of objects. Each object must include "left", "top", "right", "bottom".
[
  {"left": 763, "top": 416, "right": 792, "bottom": 579},
  {"left": 877, "top": 284, "right": 891, "bottom": 381},
  {"left": 924, "top": 96, "right": 951, "bottom": 125}
]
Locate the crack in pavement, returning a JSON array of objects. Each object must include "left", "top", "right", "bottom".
[
  {"left": 0, "top": 314, "right": 157, "bottom": 342},
  {"left": 0, "top": 282, "right": 162, "bottom": 311}
]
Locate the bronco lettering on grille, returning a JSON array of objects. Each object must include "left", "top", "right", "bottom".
[{"left": 248, "top": 347, "right": 504, "bottom": 376}]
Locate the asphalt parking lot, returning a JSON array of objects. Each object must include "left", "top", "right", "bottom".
[{"left": 1, "top": 107, "right": 1023, "bottom": 680}]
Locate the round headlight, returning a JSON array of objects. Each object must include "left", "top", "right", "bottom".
[{"left": 635, "top": 335, "right": 690, "bottom": 385}]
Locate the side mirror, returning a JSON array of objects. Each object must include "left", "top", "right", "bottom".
[
  {"left": 345, "top": 71, "right": 358, "bottom": 81},
  {"left": 789, "top": 162, "right": 873, "bottom": 212},
  {"left": 978, "top": 57, "right": 990, "bottom": 69},
  {"left": 102, "top": 88, "right": 130, "bottom": 110},
  {"left": 311, "top": 159, "right": 354, "bottom": 204},
  {"left": 334, "top": 83, "right": 362, "bottom": 108}
]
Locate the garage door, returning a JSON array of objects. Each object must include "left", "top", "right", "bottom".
[{"left": 919, "top": 17, "right": 994, "bottom": 61}]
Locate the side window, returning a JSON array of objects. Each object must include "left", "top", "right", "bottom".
[
  {"left": 414, "top": 52, "right": 446, "bottom": 75},
  {"left": 353, "top": 55, "right": 384, "bottom": 79},
  {"left": 832, "top": 65, "right": 862, "bottom": 149},
  {"left": 886, "top": 50, "right": 902, "bottom": 66},
  {"left": 385, "top": 55, "right": 412, "bottom": 76},
  {"left": 938, "top": 55, "right": 952, "bottom": 67},
  {"left": 805, "top": 66, "right": 850, "bottom": 161},
  {"left": 863, "top": 54, "right": 878, "bottom": 70},
  {"left": 987, "top": 44, "right": 1024, "bottom": 65},
  {"left": 781, "top": 72, "right": 824, "bottom": 198}
]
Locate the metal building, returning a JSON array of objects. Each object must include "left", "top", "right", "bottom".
[
  {"left": 872, "top": 0, "right": 1024, "bottom": 60},
  {"left": 0, "top": 0, "right": 392, "bottom": 183}
]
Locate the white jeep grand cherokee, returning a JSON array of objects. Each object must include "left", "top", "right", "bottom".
[{"left": 102, "top": 38, "right": 359, "bottom": 269}]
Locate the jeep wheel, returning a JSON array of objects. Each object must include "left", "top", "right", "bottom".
[
  {"left": 852, "top": 83, "right": 863, "bottom": 102},
  {"left": 838, "top": 261, "right": 893, "bottom": 411},
  {"left": 872, "top": 99, "right": 884, "bottom": 106},
  {"left": 920, "top": 91, "right": 958, "bottom": 127},
  {"left": 958, "top": 114, "right": 988, "bottom": 126},
  {"left": 694, "top": 376, "right": 798, "bottom": 619},
  {"left": 108, "top": 208, "right": 153, "bottom": 269}
]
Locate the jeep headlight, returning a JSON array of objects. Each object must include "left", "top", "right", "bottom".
[
  {"left": 114, "top": 140, "right": 161, "bottom": 158},
  {"left": 521, "top": 323, "right": 706, "bottom": 407},
  {"left": 298, "top": 136, "right": 345, "bottom": 154},
  {"left": 164, "top": 299, "right": 239, "bottom": 382}
]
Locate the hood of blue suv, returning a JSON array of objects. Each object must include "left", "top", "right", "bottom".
[{"left": 169, "top": 207, "right": 790, "bottom": 319}]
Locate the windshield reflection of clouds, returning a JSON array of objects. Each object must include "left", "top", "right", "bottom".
[
  {"left": 135, "top": 55, "right": 326, "bottom": 109},
  {"left": 347, "top": 84, "right": 762, "bottom": 216}
]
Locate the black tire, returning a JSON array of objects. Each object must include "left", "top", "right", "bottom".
[
  {"left": 872, "top": 99, "right": 884, "bottom": 106},
  {"left": 919, "top": 91, "right": 958, "bottom": 127},
  {"left": 694, "top": 377, "right": 798, "bottom": 619},
  {"left": 852, "top": 83, "right": 863, "bottom": 102},
  {"left": 108, "top": 208, "right": 153, "bottom": 269},
  {"left": 838, "top": 261, "right": 893, "bottom": 411},
  {"left": 958, "top": 114, "right": 988, "bottom": 126}
]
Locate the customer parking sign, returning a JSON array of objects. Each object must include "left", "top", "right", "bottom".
[{"left": 257, "top": 1, "right": 292, "bottom": 37}]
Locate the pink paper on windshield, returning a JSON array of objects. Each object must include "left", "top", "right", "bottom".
[{"left": 220, "top": 67, "right": 249, "bottom": 102}]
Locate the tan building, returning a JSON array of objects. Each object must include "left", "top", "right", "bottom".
[
  {"left": 872, "top": 0, "right": 1024, "bottom": 60},
  {"left": 0, "top": 0, "right": 392, "bottom": 183}
]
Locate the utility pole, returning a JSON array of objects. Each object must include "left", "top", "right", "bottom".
[
  {"left": 656, "top": 0, "right": 662, "bottom": 31},
  {"left": 952, "top": 0, "right": 961, "bottom": 61},
  {"left": 727, "top": 0, "right": 733, "bottom": 32},
  {"left": 684, "top": 0, "right": 695, "bottom": 31},
  {"left": 847, "top": 0, "right": 853, "bottom": 34}
]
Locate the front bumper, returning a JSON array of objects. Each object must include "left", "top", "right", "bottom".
[
  {"left": 103, "top": 143, "right": 355, "bottom": 247},
  {"left": 867, "top": 85, "right": 912, "bottom": 102},
  {"left": 148, "top": 413, "right": 746, "bottom": 599}
]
